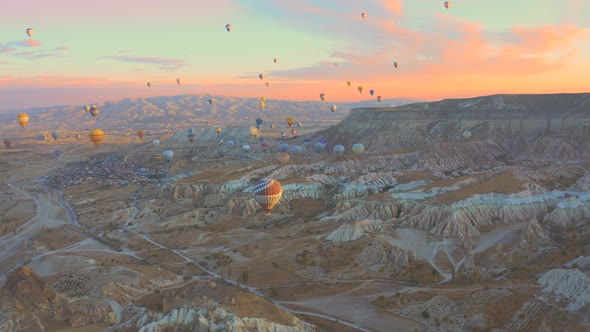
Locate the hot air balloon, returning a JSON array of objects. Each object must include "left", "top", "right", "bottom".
[
  {"left": 280, "top": 132, "right": 286, "bottom": 139},
  {"left": 84, "top": 105, "right": 91, "bottom": 112},
  {"left": 393, "top": 61, "right": 399, "bottom": 68},
  {"left": 261, "top": 142, "right": 270, "bottom": 149},
  {"left": 314, "top": 141, "right": 326, "bottom": 153},
  {"left": 444, "top": 1, "right": 451, "bottom": 9},
  {"left": 54, "top": 149, "right": 62, "bottom": 157},
  {"left": 188, "top": 133, "right": 196, "bottom": 142},
  {"left": 252, "top": 178, "right": 283, "bottom": 215},
  {"left": 303, "top": 138, "right": 312, "bottom": 148},
  {"left": 225, "top": 24, "right": 232, "bottom": 32},
  {"left": 4, "top": 138, "right": 14, "bottom": 149},
  {"left": 358, "top": 86, "right": 364, "bottom": 94},
  {"left": 332, "top": 144, "right": 345, "bottom": 157},
  {"left": 277, "top": 152, "right": 290, "bottom": 165},
  {"left": 242, "top": 144, "right": 250, "bottom": 152},
  {"left": 330, "top": 105, "right": 337, "bottom": 113},
  {"left": 26, "top": 28, "right": 34, "bottom": 37},
  {"left": 89, "top": 129, "right": 104, "bottom": 147},
  {"left": 352, "top": 143, "right": 365, "bottom": 155},
  {"left": 17, "top": 113, "right": 29, "bottom": 128},
  {"left": 370, "top": 90, "right": 375, "bottom": 96},
  {"left": 147, "top": 82, "right": 151, "bottom": 87},
  {"left": 216, "top": 127, "right": 222, "bottom": 135},
  {"left": 259, "top": 101, "right": 266, "bottom": 110},
  {"left": 137, "top": 130, "right": 144, "bottom": 139},
  {"left": 286, "top": 117, "right": 295, "bottom": 127},
  {"left": 377, "top": 96, "right": 382, "bottom": 103},
  {"left": 209, "top": 98, "right": 215, "bottom": 105},
  {"left": 273, "top": 58, "right": 278, "bottom": 64},
  {"left": 255, "top": 118, "right": 263, "bottom": 128},
  {"left": 347, "top": 81, "right": 351, "bottom": 87},
  {"left": 51, "top": 131, "right": 59, "bottom": 140},
  {"left": 259, "top": 136, "right": 265, "bottom": 143},
  {"left": 290, "top": 145, "right": 302, "bottom": 155},
  {"left": 152, "top": 139, "right": 160, "bottom": 146},
  {"left": 89, "top": 106, "right": 100, "bottom": 118},
  {"left": 163, "top": 150, "right": 174, "bottom": 163},
  {"left": 361, "top": 12, "right": 367, "bottom": 19},
  {"left": 176, "top": 77, "right": 182, "bottom": 85},
  {"left": 154, "top": 154, "right": 163, "bottom": 161},
  {"left": 279, "top": 143, "right": 290, "bottom": 153},
  {"left": 260, "top": 96, "right": 267, "bottom": 103},
  {"left": 463, "top": 130, "right": 472, "bottom": 139},
  {"left": 265, "top": 82, "right": 270, "bottom": 87},
  {"left": 75, "top": 134, "right": 81, "bottom": 140},
  {"left": 297, "top": 122, "right": 302, "bottom": 128},
  {"left": 319, "top": 93, "right": 326, "bottom": 101},
  {"left": 291, "top": 128, "right": 297, "bottom": 136},
  {"left": 259, "top": 73, "right": 265, "bottom": 80}
]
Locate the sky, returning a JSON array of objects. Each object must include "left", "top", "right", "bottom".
[{"left": 1, "top": 0, "right": 589, "bottom": 111}]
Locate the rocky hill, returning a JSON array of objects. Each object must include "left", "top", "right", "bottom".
[
  {"left": 309, "top": 93, "right": 590, "bottom": 156},
  {"left": 0, "top": 93, "right": 418, "bottom": 132}
]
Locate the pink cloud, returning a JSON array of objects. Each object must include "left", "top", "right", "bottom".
[{"left": 21, "top": 39, "right": 41, "bottom": 47}]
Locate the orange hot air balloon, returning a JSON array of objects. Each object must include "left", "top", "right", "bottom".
[
  {"left": 277, "top": 152, "right": 290, "bottom": 165},
  {"left": 285, "top": 117, "right": 295, "bottom": 127},
  {"left": 357, "top": 86, "right": 364, "bottom": 94},
  {"left": 17, "top": 113, "right": 29, "bottom": 128},
  {"left": 154, "top": 154, "right": 163, "bottom": 161},
  {"left": 137, "top": 130, "right": 144, "bottom": 139},
  {"left": 4, "top": 138, "right": 14, "bottom": 149},
  {"left": 216, "top": 127, "right": 222, "bottom": 134},
  {"left": 252, "top": 178, "right": 283, "bottom": 215},
  {"left": 89, "top": 129, "right": 104, "bottom": 147},
  {"left": 89, "top": 106, "right": 100, "bottom": 118}
]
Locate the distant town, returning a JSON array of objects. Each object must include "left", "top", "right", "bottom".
[{"left": 48, "top": 160, "right": 169, "bottom": 188}]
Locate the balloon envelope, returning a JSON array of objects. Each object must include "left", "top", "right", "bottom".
[
  {"left": 89, "top": 129, "right": 104, "bottom": 147},
  {"left": 332, "top": 144, "right": 345, "bottom": 157},
  {"left": 17, "top": 113, "right": 29, "bottom": 128},
  {"left": 290, "top": 145, "right": 302, "bottom": 155},
  {"left": 163, "top": 150, "right": 174, "bottom": 163},
  {"left": 352, "top": 143, "right": 365, "bottom": 155},
  {"left": 52, "top": 131, "right": 59, "bottom": 140},
  {"left": 252, "top": 178, "right": 283, "bottom": 215},
  {"left": 89, "top": 106, "right": 100, "bottom": 118},
  {"left": 277, "top": 152, "right": 290, "bottom": 165},
  {"left": 463, "top": 130, "right": 472, "bottom": 139},
  {"left": 279, "top": 143, "right": 290, "bottom": 153}
]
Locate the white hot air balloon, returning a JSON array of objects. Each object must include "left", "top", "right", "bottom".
[{"left": 163, "top": 150, "right": 174, "bottom": 163}]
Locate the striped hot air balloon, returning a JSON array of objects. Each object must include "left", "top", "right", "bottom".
[
  {"left": 252, "top": 179, "right": 283, "bottom": 215},
  {"left": 277, "top": 152, "right": 290, "bottom": 165},
  {"left": 352, "top": 143, "right": 365, "bottom": 155}
]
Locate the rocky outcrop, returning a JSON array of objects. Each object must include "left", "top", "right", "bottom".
[
  {"left": 538, "top": 269, "right": 590, "bottom": 311},
  {"left": 325, "top": 219, "right": 388, "bottom": 242},
  {"left": 0, "top": 267, "right": 58, "bottom": 311},
  {"left": 518, "top": 218, "right": 548, "bottom": 247},
  {"left": 115, "top": 302, "right": 315, "bottom": 332}
]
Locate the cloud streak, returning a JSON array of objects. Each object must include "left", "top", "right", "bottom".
[{"left": 102, "top": 55, "right": 188, "bottom": 70}]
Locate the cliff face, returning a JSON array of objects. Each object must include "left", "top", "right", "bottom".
[{"left": 312, "top": 93, "right": 590, "bottom": 154}]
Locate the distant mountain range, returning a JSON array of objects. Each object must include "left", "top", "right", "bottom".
[{"left": 0, "top": 94, "right": 421, "bottom": 132}]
